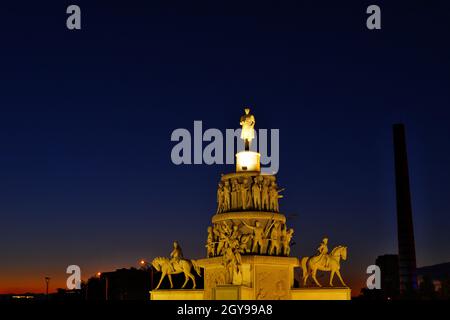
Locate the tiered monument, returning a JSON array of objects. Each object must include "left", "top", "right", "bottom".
[{"left": 150, "top": 108, "right": 351, "bottom": 300}]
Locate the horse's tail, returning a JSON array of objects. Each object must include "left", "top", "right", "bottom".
[
  {"left": 191, "top": 260, "right": 202, "bottom": 276},
  {"left": 301, "top": 257, "right": 308, "bottom": 279}
]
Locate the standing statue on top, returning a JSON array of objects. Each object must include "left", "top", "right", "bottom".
[{"left": 240, "top": 108, "right": 256, "bottom": 151}]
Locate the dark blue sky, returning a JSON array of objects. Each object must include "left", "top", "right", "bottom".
[{"left": 0, "top": 0, "right": 449, "bottom": 292}]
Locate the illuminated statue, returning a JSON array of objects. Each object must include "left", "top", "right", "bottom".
[
  {"left": 240, "top": 108, "right": 256, "bottom": 151},
  {"left": 282, "top": 227, "right": 294, "bottom": 256},
  {"left": 223, "top": 180, "right": 231, "bottom": 212},
  {"left": 152, "top": 257, "right": 202, "bottom": 290},
  {"left": 268, "top": 222, "right": 282, "bottom": 255},
  {"left": 301, "top": 240, "right": 348, "bottom": 287},
  {"left": 206, "top": 226, "right": 215, "bottom": 257},
  {"left": 152, "top": 241, "right": 202, "bottom": 289},
  {"left": 235, "top": 180, "right": 242, "bottom": 208},
  {"left": 222, "top": 222, "right": 241, "bottom": 241},
  {"left": 240, "top": 178, "right": 250, "bottom": 210},
  {"left": 223, "top": 244, "right": 238, "bottom": 283},
  {"left": 222, "top": 237, "right": 244, "bottom": 284},
  {"left": 216, "top": 183, "right": 224, "bottom": 214},
  {"left": 242, "top": 219, "right": 275, "bottom": 254},
  {"left": 231, "top": 179, "right": 238, "bottom": 210},
  {"left": 261, "top": 178, "right": 270, "bottom": 211},
  {"left": 215, "top": 223, "right": 227, "bottom": 256},
  {"left": 246, "top": 179, "right": 253, "bottom": 209},
  {"left": 269, "top": 181, "right": 284, "bottom": 212},
  {"left": 252, "top": 177, "right": 262, "bottom": 210},
  {"left": 317, "top": 238, "right": 329, "bottom": 266},
  {"left": 239, "top": 233, "right": 252, "bottom": 253},
  {"left": 169, "top": 241, "right": 183, "bottom": 272}
]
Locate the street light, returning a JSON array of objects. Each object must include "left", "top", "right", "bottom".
[{"left": 45, "top": 277, "right": 50, "bottom": 296}]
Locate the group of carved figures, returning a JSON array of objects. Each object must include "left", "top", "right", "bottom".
[
  {"left": 217, "top": 175, "right": 284, "bottom": 213},
  {"left": 206, "top": 220, "right": 294, "bottom": 258},
  {"left": 151, "top": 237, "right": 348, "bottom": 289}
]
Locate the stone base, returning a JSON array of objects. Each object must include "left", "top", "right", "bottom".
[
  {"left": 197, "top": 255, "right": 299, "bottom": 300},
  {"left": 149, "top": 287, "right": 351, "bottom": 300},
  {"left": 150, "top": 255, "right": 351, "bottom": 300},
  {"left": 291, "top": 287, "right": 351, "bottom": 300},
  {"left": 213, "top": 285, "right": 254, "bottom": 300},
  {"left": 150, "top": 289, "right": 204, "bottom": 300}
]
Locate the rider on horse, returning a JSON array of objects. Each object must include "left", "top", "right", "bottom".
[
  {"left": 169, "top": 241, "right": 183, "bottom": 272},
  {"left": 316, "top": 237, "right": 329, "bottom": 268}
]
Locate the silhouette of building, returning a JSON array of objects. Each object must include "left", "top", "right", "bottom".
[
  {"left": 376, "top": 254, "right": 399, "bottom": 299},
  {"left": 86, "top": 268, "right": 153, "bottom": 300},
  {"left": 393, "top": 124, "right": 418, "bottom": 294},
  {"left": 417, "top": 262, "right": 450, "bottom": 299}
]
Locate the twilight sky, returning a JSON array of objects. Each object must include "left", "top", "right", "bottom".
[{"left": 0, "top": 0, "right": 449, "bottom": 294}]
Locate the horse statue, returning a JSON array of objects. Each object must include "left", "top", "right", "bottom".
[
  {"left": 300, "top": 245, "right": 348, "bottom": 287},
  {"left": 151, "top": 256, "right": 202, "bottom": 290}
]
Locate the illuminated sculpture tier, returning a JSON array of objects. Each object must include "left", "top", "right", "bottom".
[{"left": 216, "top": 172, "right": 283, "bottom": 213}]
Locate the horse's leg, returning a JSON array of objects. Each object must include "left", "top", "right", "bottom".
[
  {"left": 329, "top": 270, "right": 335, "bottom": 287},
  {"left": 336, "top": 270, "right": 347, "bottom": 287},
  {"left": 302, "top": 259, "right": 309, "bottom": 286},
  {"left": 181, "top": 272, "right": 189, "bottom": 289},
  {"left": 312, "top": 268, "right": 322, "bottom": 287},
  {"left": 188, "top": 272, "right": 196, "bottom": 289},
  {"left": 303, "top": 271, "right": 309, "bottom": 286},
  {"left": 156, "top": 272, "right": 165, "bottom": 290},
  {"left": 168, "top": 274, "right": 173, "bottom": 289}
]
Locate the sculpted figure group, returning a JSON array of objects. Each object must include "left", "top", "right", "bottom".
[
  {"left": 217, "top": 175, "right": 284, "bottom": 213},
  {"left": 206, "top": 220, "right": 294, "bottom": 258}
]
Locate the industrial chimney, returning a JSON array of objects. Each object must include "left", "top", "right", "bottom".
[{"left": 393, "top": 124, "right": 418, "bottom": 294}]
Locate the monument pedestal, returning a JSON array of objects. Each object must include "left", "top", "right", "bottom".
[
  {"left": 150, "top": 289, "right": 204, "bottom": 300},
  {"left": 291, "top": 287, "right": 351, "bottom": 300},
  {"left": 197, "top": 255, "right": 299, "bottom": 300},
  {"left": 213, "top": 285, "right": 254, "bottom": 300},
  {"left": 149, "top": 255, "right": 351, "bottom": 300}
]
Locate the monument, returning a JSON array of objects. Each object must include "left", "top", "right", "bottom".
[{"left": 150, "top": 108, "right": 351, "bottom": 300}]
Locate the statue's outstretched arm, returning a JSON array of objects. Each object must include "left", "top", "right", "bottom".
[{"left": 241, "top": 220, "right": 253, "bottom": 229}]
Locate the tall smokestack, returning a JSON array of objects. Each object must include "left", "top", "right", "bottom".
[{"left": 393, "top": 124, "right": 418, "bottom": 294}]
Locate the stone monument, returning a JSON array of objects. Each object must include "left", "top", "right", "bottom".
[{"left": 150, "top": 108, "right": 351, "bottom": 300}]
